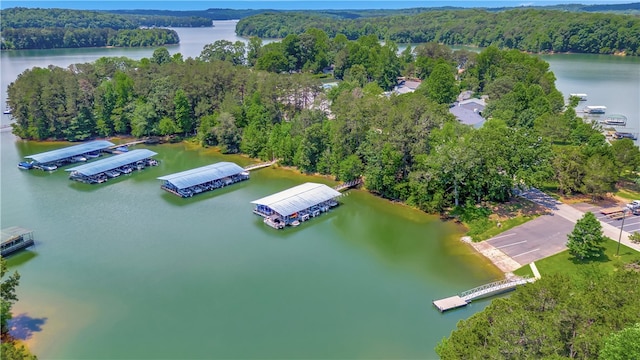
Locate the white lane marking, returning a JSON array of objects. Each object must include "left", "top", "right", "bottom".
[
  {"left": 512, "top": 248, "right": 541, "bottom": 258},
  {"left": 496, "top": 240, "right": 527, "bottom": 249},
  {"left": 490, "top": 233, "right": 516, "bottom": 241}
]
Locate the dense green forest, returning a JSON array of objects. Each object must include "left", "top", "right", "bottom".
[
  {"left": 237, "top": 9, "right": 640, "bottom": 55},
  {"left": 9, "top": 26, "right": 639, "bottom": 211},
  {"left": 0, "top": 7, "right": 210, "bottom": 29},
  {"left": 437, "top": 269, "right": 640, "bottom": 359},
  {"left": 0, "top": 8, "right": 184, "bottom": 50},
  {"left": 1, "top": 27, "right": 179, "bottom": 50}
]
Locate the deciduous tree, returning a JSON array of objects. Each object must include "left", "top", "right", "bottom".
[{"left": 566, "top": 211, "right": 606, "bottom": 261}]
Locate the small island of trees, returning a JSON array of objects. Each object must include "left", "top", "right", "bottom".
[{"left": 0, "top": 8, "right": 184, "bottom": 50}]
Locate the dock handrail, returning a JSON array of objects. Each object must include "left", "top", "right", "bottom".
[
  {"left": 243, "top": 159, "right": 279, "bottom": 171},
  {"left": 460, "top": 277, "right": 534, "bottom": 302},
  {"left": 334, "top": 178, "right": 363, "bottom": 191}
]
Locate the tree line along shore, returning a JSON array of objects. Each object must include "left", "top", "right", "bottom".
[
  {"left": 8, "top": 28, "right": 640, "bottom": 215},
  {"left": 1, "top": 6, "right": 639, "bottom": 55}
]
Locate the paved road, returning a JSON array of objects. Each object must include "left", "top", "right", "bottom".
[
  {"left": 477, "top": 188, "right": 640, "bottom": 273},
  {"left": 574, "top": 202, "right": 640, "bottom": 234},
  {"left": 517, "top": 188, "right": 640, "bottom": 253},
  {"left": 487, "top": 214, "right": 574, "bottom": 266}
]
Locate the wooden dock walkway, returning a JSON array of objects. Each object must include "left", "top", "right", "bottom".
[
  {"left": 108, "top": 140, "right": 148, "bottom": 149},
  {"left": 334, "top": 178, "right": 363, "bottom": 191},
  {"left": 243, "top": 159, "right": 279, "bottom": 171},
  {"left": 433, "top": 277, "right": 534, "bottom": 312}
]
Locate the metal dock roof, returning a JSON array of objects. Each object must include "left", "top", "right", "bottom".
[
  {"left": 65, "top": 149, "right": 157, "bottom": 176},
  {"left": 157, "top": 162, "right": 245, "bottom": 190},
  {"left": 251, "top": 182, "right": 341, "bottom": 217},
  {"left": 1, "top": 226, "right": 33, "bottom": 244},
  {"left": 25, "top": 140, "right": 115, "bottom": 164}
]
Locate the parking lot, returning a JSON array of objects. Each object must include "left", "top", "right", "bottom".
[
  {"left": 486, "top": 214, "right": 574, "bottom": 266},
  {"left": 573, "top": 202, "right": 640, "bottom": 234}
]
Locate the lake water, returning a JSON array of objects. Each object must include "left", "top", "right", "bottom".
[{"left": 1, "top": 21, "right": 638, "bottom": 359}]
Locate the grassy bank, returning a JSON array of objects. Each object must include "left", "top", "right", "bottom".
[
  {"left": 467, "top": 215, "right": 537, "bottom": 241},
  {"left": 514, "top": 238, "right": 640, "bottom": 280},
  {"left": 460, "top": 197, "right": 546, "bottom": 241}
]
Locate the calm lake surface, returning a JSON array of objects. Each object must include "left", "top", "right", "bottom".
[{"left": 1, "top": 21, "right": 638, "bottom": 359}]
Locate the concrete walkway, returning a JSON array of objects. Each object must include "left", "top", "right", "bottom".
[
  {"left": 529, "top": 262, "right": 541, "bottom": 279},
  {"left": 464, "top": 238, "right": 522, "bottom": 273}
]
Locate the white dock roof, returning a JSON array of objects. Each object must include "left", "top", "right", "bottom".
[
  {"left": 157, "top": 162, "right": 245, "bottom": 190},
  {"left": 251, "top": 182, "right": 340, "bottom": 216},
  {"left": 65, "top": 149, "right": 157, "bottom": 176},
  {"left": 25, "top": 140, "right": 114, "bottom": 164}
]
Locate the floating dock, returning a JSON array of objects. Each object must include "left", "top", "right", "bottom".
[
  {"left": 584, "top": 105, "right": 607, "bottom": 114},
  {"left": 613, "top": 132, "right": 637, "bottom": 140},
  {"left": 21, "top": 140, "right": 115, "bottom": 171},
  {"left": 66, "top": 149, "right": 158, "bottom": 184},
  {"left": 433, "top": 296, "right": 469, "bottom": 312},
  {"left": 1, "top": 227, "right": 35, "bottom": 257},
  {"left": 602, "top": 114, "right": 627, "bottom": 126},
  {"left": 157, "top": 162, "right": 249, "bottom": 198},
  {"left": 251, "top": 182, "right": 341, "bottom": 229}
]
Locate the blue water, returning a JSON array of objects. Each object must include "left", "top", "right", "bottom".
[{"left": 0, "top": 0, "right": 631, "bottom": 11}]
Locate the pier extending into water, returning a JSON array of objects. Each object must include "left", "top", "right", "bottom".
[
  {"left": 334, "top": 178, "right": 363, "bottom": 192},
  {"left": 433, "top": 277, "right": 534, "bottom": 312},
  {"left": 243, "top": 159, "right": 279, "bottom": 171}
]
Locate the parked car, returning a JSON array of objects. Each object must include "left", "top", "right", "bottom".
[{"left": 626, "top": 200, "right": 640, "bottom": 210}]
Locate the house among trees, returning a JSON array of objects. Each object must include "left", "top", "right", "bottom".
[
  {"left": 449, "top": 97, "right": 487, "bottom": 128},
  {"left": 392, "top": 78, "right": 421, "bottom": 95}
]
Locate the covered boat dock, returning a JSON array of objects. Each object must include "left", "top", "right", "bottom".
[
  {"left": 251, "top": 182, "right": 341, "bottom": 229},
  {"left": 22, "top": 140, "right": 115, "bottom": 170},
  {"left": 157, "top": 162, "right": 249, "bottom": 198},
  {"left": 1, "top": 226, "right": 35, "bottom": 257},
  {"left": 66, "top": 149, "right": 158, "bottom": 184}
]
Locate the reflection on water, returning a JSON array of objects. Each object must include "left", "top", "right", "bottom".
[
  {"left": 2, "top": 134, "right": 502, "bottom": 359},
  {"left": 8, "top": 313, "right": 47, "bottom": 341}
]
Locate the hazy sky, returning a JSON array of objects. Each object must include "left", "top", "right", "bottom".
[{"left": 0, "top": 0, "right": 635, "bottom": 11}]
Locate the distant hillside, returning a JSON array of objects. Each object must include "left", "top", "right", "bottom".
[
  {"left": 102, "top": 3, "right": 640, "bottom": 20},
  {"left": 493, "top": 2, "right": 640, "bottom": 14},
  {"left": 236, "top": 8, "right": 640, "bottom": 56},
  {"left": 106, "top": 8, "right": 271, "bottom": 20}
]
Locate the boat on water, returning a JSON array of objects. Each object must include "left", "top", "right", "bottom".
[
  {"left": 570, "top": 93, "right": 588, "bottom": 101},
  {"left": 602, "top": 114, "right": 627, "bottom": 126},
  {"left": 3, "top": 109, "right": 11, "bottom": 115},
  {"left": 613, "top": 132, "right": 637, "bottom": 140},
  {"left": 17, "top": 161, "right": 34, "bottom": 170},
  {"left": 41, "top": 164, "right": 58, "bottom": 171},
  {"left": 584, "top": 105, "right": 607, "bottom": 114},
  {"left": 104, "top": 170, "right": 121, "bottom": 178}
]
